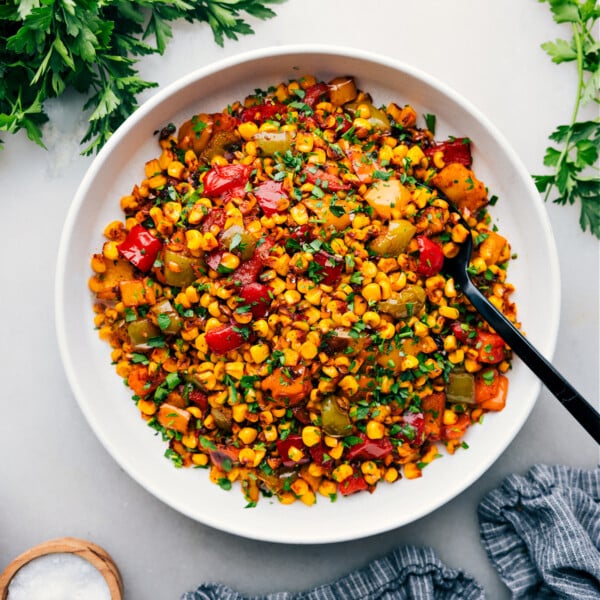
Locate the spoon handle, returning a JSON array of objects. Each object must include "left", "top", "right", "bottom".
[{"left": 462, "top": 279, "right": 600, "bottom": 443}]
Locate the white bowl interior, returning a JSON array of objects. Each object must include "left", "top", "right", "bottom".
[{"left": 56, "top": 46, "right": 560, "bottom": 544}]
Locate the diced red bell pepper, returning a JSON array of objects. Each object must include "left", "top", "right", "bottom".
[
  {"left": 188, "top": 389, "right": 208, "bottom": 411},
  {"left": 239, "top": 282, "right": 271, "bottom": 318},
  {"left": 450, "top": 321, "right": 475, "bottom": 344},
  {"left": 313, "top": 250, "right": 343, "bottom": 286},
  {"left": 475, "top": 331, "right": 505, "bottom": 364},
  {"left": 231, "top": 237, "right": 275, "bottom": 286},
  {"left": 205, "top": 323, "right": 245, "bottom": 354},
  {"left": 240, "top": 102, "right": 288, "bottom": 123},
  {"left": 338, "top": 474, "right": 369, "bottom": 496},
  {"left": 396, "top": 412, "right": 426, "bottom": 445},
  {"left": 303, "top": 167, "right": 350, "bottom": 192},
  {"left": 425, "top": 137, "right": 472, "bottom": 167},
  {"left": 254, "top": 179, "right": 288, "bottom": 216},
  {"left": 205, "top": 250, "right": 224, "bottom": 272},
  {"left": 346, "top": 433, "right": 393, "bottom": 461},
  {"left": 308, "top": 443, "right": 331, "bottom": 467},
  {"left": 203, "top": 164, "right": 252, "bottom": 198},
  {"left": 416, "top": 235, "right": 445, "bottom": 277},
  {"left": 117, "top": 224, "right": 162, "bottom": 272},
  {"left": 303, "top": 82, "right": 330, "bottom": 108},
  {"left": 276, "top": 434, "right": 310, "bottom": 468},
  {"left": 201, "top": 208, "right": 226, "bottom": 233}
]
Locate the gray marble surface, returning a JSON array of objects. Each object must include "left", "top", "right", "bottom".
[{"left": 1, "top": 2, "right": 598, "bottom": 598}]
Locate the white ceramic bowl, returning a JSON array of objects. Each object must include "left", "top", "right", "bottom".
[{"left": 55, "top": 45, "right": 560, "bottom": 544}]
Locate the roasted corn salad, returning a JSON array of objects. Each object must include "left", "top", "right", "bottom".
[{"left": 90, "top": 75, "right": 518, "bottom": 506}]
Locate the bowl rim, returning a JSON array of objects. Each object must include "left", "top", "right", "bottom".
[{"left": 55, "top": 43, "right": 561, "bottom": 543}]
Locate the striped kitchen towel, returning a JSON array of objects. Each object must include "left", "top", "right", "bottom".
[
  {"left": 478, "top": 464, "right": 600, "bottom": 599},
  {"left": 180, "top": 545, "right": 484, "bottom": 600}
]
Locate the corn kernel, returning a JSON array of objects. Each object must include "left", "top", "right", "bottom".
[
  {"left": 361, "top": 282, "right": 382, "bottom": 302},
  {"left": 332, "top": 464, "right": 353, "bottom": 482},
  {"left": 238, "top": 427, "right": 258, "bottom": 445},
  {"left": 439, "top": 306, "right": 460, "bottom": 320},
  {"left": 238, "top": 121, "right": 258, "bottom": 141},
  {"left": 299, "top": 341, "right": 318, "bottom": 360},
  {"left": 302, "top": 426, "right": 322, "bottom": 447},
  {"left": 443, "top": 409, "right": 458, "bottom": 426},
  {"left": 366, "top": 420, "right": 385, "bottom": 440},
  {"left": 404, "top": 462, "right": 422, "bottom": 479}
]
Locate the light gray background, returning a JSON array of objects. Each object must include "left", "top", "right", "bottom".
[{"left": 1, "top": 1, "right": 598, "bottom": 598}]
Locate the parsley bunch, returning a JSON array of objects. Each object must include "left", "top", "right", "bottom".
[
  {"left": 0, "top": 0, "right": 284, "bottom": 155},
  {"left": 533, "top": 0, "right": 600, "bottom": 238}
]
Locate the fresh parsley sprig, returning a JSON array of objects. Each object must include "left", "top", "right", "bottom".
[
  {"left": 533, "top": 0, "right": 600, "bottom": 238},
  {"left": 0, "top": 0, "right": 284, "bottom": 155}
]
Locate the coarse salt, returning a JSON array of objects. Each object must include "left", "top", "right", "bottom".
[{"left": 7, "top": 552, "right": 111, "bottom": 600}]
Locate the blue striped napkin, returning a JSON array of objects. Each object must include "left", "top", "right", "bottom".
[
  {"left": 478, "top": 464, "right": 600, "bottom": 599},
  {"left": 182, "top": 465, "right": 599, "bottom": 600}
]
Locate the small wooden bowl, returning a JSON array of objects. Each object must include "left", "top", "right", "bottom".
[{"left": 0, "top": 537, "right": 123, "bottom": 600}]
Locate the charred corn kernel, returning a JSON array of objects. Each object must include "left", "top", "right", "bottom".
[
  {"left": 489, "top": 296, "right": 504, "bottom": 311},
  {"left": 401, "top": 355, "right": 419, "bottom": 371},
  {"left": 421, "top": 445, "right": 439, "bottom": 465},
  {"left": 231, "top": 404, "right": 248, "bottom": 423},
  {"left": 328, "top": 444, "right": 344, "bottom": 460},
  {"left": 470, "top": 257, "right": 487, "bottom": 274},
  {"left": 299, "top": 341, "right": 318, "bottom": 360},
  {"left": 366, "top": 420, "right": 385, "bottom": 440},
  {"left": 295, "top": 133, "right": 314, "bottom": 153},
  {"left": 464, "top": 357, "right": 481, "bottom": 373},
  {"left": 181, "top": 433, "right": 197, "bottom": 449},
  {"left": 384, "top": 467, "right": 399, "bottom": 483},
  {"left": 287, "top": 445, "right": 305, "bottom": 464},
  {"left": 167, "top": 160, "right": 185, "bottom": 179},
  {"left": 447, "top": 349, "right": 465, "bottom": 365},
  {"left": 148, "top": 174, "right": 167, "bottom": 189},
  {"left": 444, "top": 278, "right": 457, "bottom": 298},
  {"left": 263, "top": 424, "right": 278, "bottom": 442},
  {"left": 307, "top": 148, "right": 327, "bottom": 164},
  {"left": 360, "top": 261, "right": 378, "bottom": 279},
  {"left": 120, "top": 194, "right": 138, "bottom": 211},
  {"left": 444, "top": 335, "right": 458, "bottom": 352},
  {"left": 339, "top": 375, "right": 359, "bottom": 396},
  {"left": 443, "top": 409, "right": 458, "bottom": 426},
  {"left": 290, "top": 203, "right": 309, "bottom": 225},
  {"left": 353, "top": 117, "right": 372, "bottom": 131},
  {"left": 137, "top": 399, "right": 157, "bottom": 416},
  {"left": 302, "top": 426, "right": 321, "bottom": 447},
  {"left": 187, "top": 406, "right": 202, "bottom": 419},
  {"left": 210, "top": 155, "right": 228, "bottom": 166},
  {"left": 219, "top": 252, "right": 240, "bottom": 271},
  {"left": 378, "top": 144, "right": 393, "bottom": 163},
  {"left": 186, "top": 229, "right": 203, "bottom": 251},
  {"left": 238, "top": 427, "right": 258, "bottom": 445},
  {"left": 278, "top": 492, "right": 297, "bottom": 505},
  {"left": 283, "top": 289, "right": 301, "bottom": 305},
  {"left": 192, "top": 453, "right": 209, "bottom": 467},
  {"left": 378, "top": 321, "right": 396, "bottom": 340},
  {"left": 282, "top": 348, "right": 299, "bottom": 366},
  {"left": 225, "top": 361, "right": 244, "bottom": 380},
  {"left": 308, "top": 463, "right": 324, "bottom": 478},
  {"left": 290, "top": 478, "right": 310, "bottom": 498},
  {"left": 163, "top": 201, "right": 182, "bottom": 223},
  {"left": 404, "top": 462, "right": 422, "bottom": 479},
  {"left": 379, "top": 280, "right": 392, "bottom": 300},
  {"left": 238, "top": 448, "right": 256, "bottom": 466},
  {"left": 249, "top": 343, "right": 269, "bottom": 364},
  {"left": 413, "top": 320, "right": 429, "bottom": 338},
  {"left": 353, "top": 214, "right": 371, "bottom": 229},
  {"left": 439, "top": 306, "right": 460, "bottom": 320},
  {"left": 238, "top": 121, "right": 258, "bottom": 140},
  {"left": 452, "top": 223, "right": 469, "bottom": 244},
  {"left": 102, "top": 241, "right": 119, "bottom": 261},
  {"left": 362, "top": 311, "right": 381, "bottom": 328},
  {"left": 318, "top": 480, "right": 337, "bottom": 498},
  {"left": 332, "top": 464, "right": 353, "bottom": 483},
  {"left": 361, "top": 282, "right": 382, "bottom": 302},
  {"left": 181, "top": 327, "right": 199, "bottom": 341}
]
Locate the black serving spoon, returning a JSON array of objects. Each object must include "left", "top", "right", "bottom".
[{"left": 441, "top": 201, "right": 600, "bottom": 444}]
